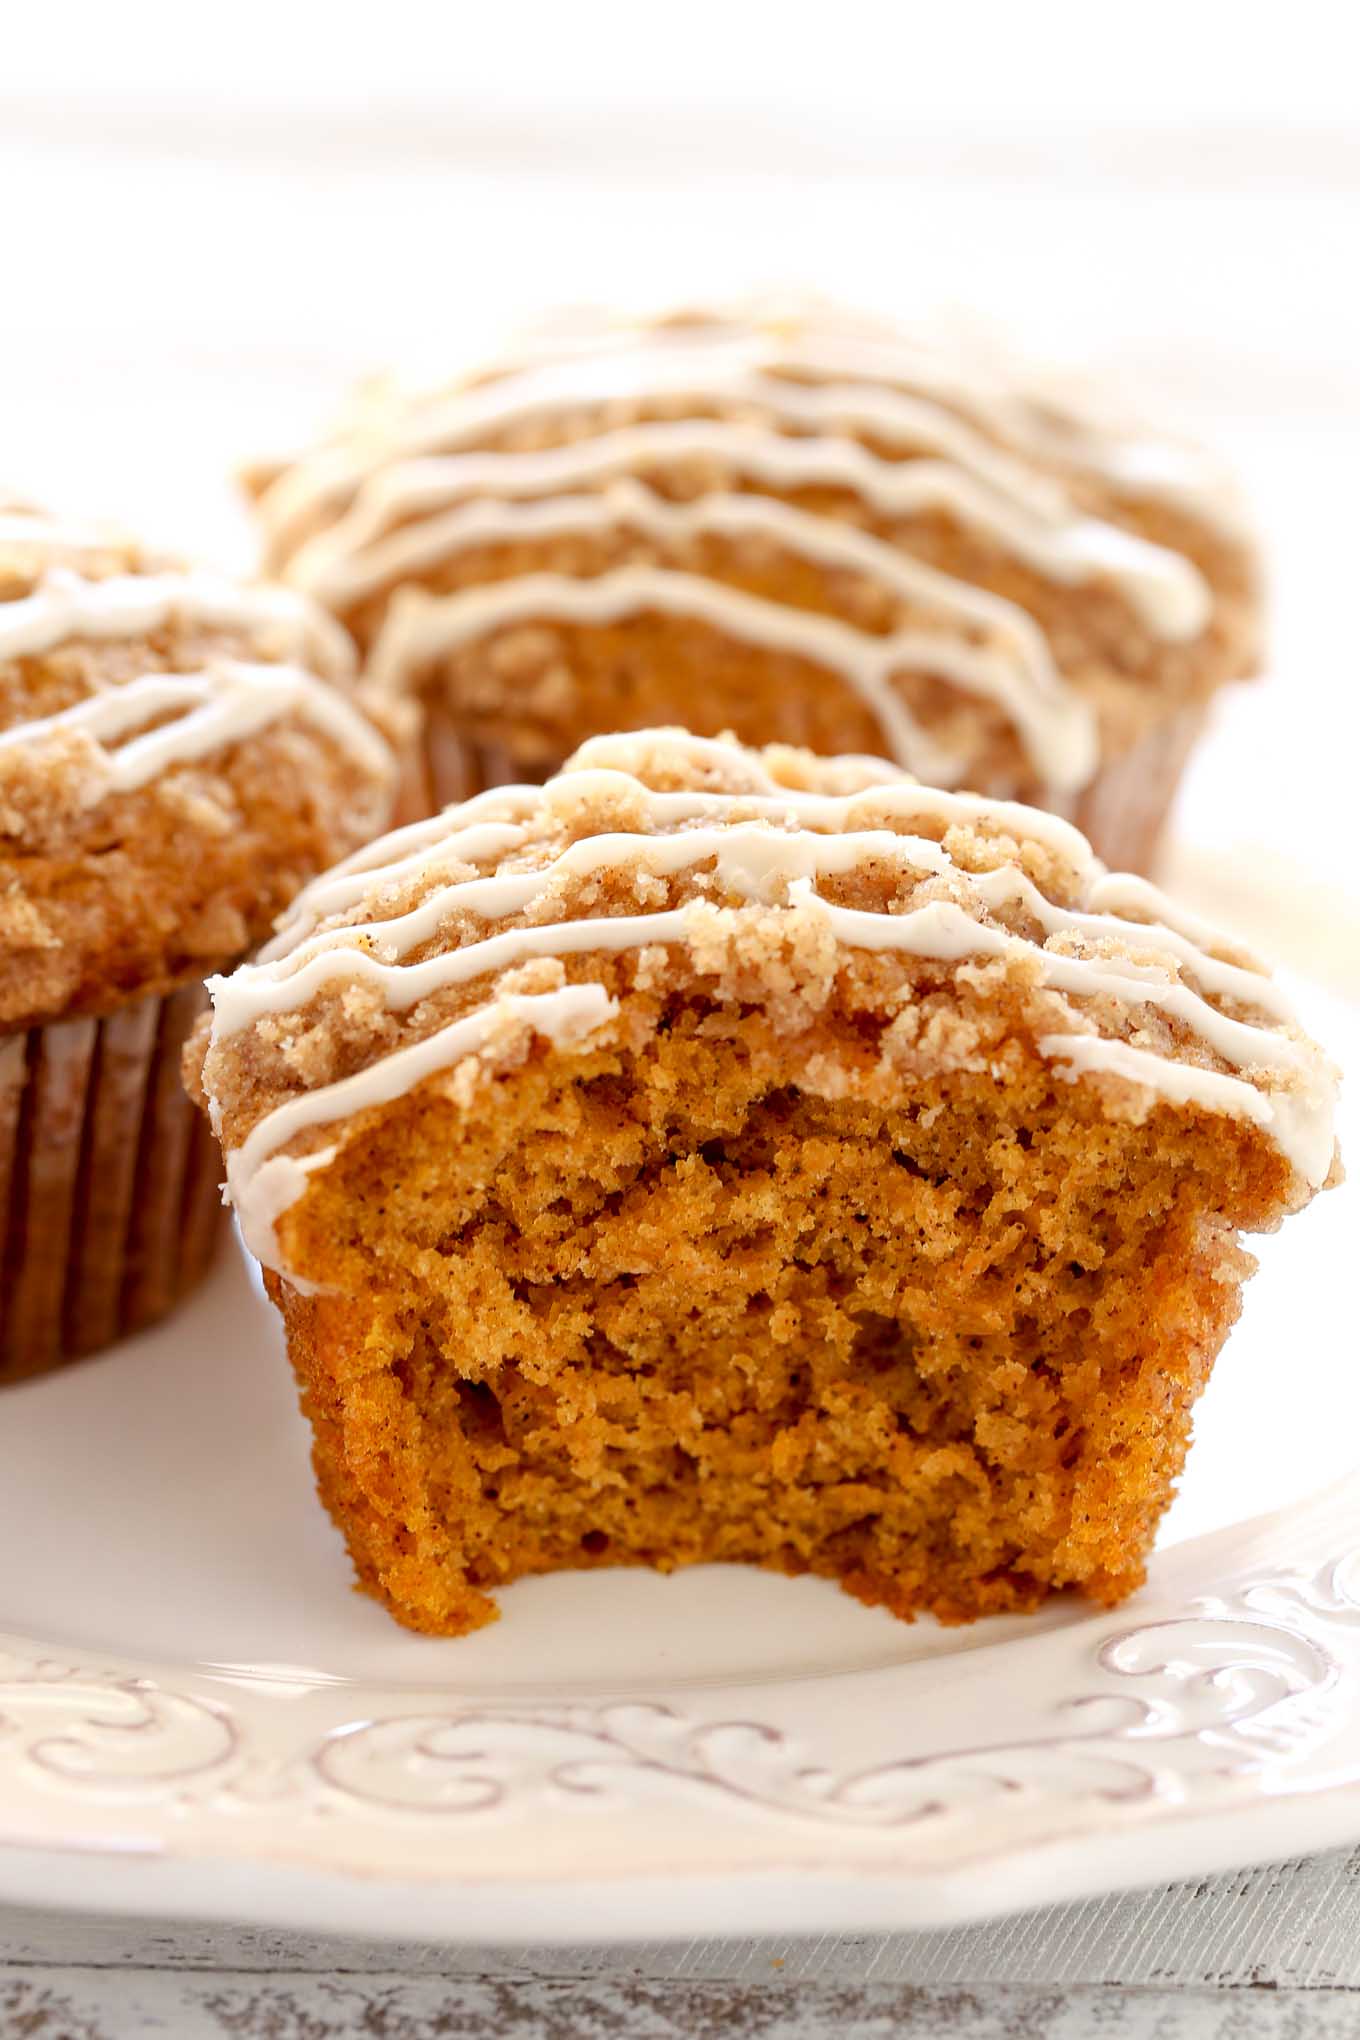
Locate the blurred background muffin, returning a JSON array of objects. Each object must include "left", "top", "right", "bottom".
[
  {"left": 5, "top": 10, "right": 1356, "bottom": 1002},
  {"left": 246, "top": 302, "right": 1261, "bottom": 872},
  {"left": 0, "top": 503, "right": 400, "bottom": 1381}
]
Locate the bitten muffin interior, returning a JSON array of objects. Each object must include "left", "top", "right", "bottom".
[
  {"left": 196, "top": 729, "right": 1337, "bottom": 1638},
  {"left": 276, "top": 1013, "right": 1274, "bottom": 1639}
]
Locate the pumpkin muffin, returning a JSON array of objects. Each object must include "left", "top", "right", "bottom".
[
  {"left": 0, "top": 502, "right": 401, "bottom": 1382},
  {"left": 191, "top": 727, "right": 1338, "bottom": 1637},
  {"left": 246, "top": 302, "right": 1261, "bottom": 871}
]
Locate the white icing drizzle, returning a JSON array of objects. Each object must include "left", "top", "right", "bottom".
[
  {"left": 206, "top": 734, "right": 1337, "bottom": 1274},
  {"left": 286, "top": 415, "right": 1209, "bottom": 644},
  {"left": 1039, "top": 1034, "right": 1282, "bottom": 1145},
  {"left": 0, "top": 660, "right": 394, "bottom": 791},
  {"left": 0, "top": 566, "right": 356, "bottom": 684},
  {"left": 306, "top": 476, "right": 1101, "bottom": 790},
  {"left": 251, "top": 312, "right": 1240, "bottom": 805},
  {"left": 258, "top": 324, "right": 1243, "bottom": 557},
  {"left": 294, "top": 466, "right": 1066, "bottom": 680},
  {"left": 211, "top": 824, "right": 1306, "bottom": 1071},
  {"left": 794, "top": 331, "right": 1247, "bottom": 532},
  {"left": 229, "top": 985, "right": 617, "bottom": 1292},
  {"left": 372, "top": 562, "right": 1040, "bottom": 788},
  {"left": 261, "top": 732, "right": 1093, "bottom": 963}
]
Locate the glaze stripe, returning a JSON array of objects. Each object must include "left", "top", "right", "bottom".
[
  {"left": 288, "top": 418, "right": 1210, "bottom": 643},
  {"left": 0, "top": 567, "right": 355, "bottom": 682},
  {"left": 0, "top": 661, "right": 394, "bottom": 790},
  {"left": 293, "top": 477, "right": 1099, "bottom": 791}
]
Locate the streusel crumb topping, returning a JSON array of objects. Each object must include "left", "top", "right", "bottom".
[{"left": 0, "top": 507, "right": 404, "bottom": 1027}]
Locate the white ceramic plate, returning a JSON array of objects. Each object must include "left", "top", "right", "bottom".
[{"left": 0, "top": 981, "right": 1355, "bottom": 1943}]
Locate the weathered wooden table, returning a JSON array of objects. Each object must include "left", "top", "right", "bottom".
[{"left": 3, "top": 1845, "right": 1358, "bottom": 2037}]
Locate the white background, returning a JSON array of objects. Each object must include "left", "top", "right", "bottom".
[{"left": 5, "top": 0, "right": 1359, "bottom": 988}]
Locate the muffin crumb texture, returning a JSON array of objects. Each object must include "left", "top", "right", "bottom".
[{"left": 277, "top": 1028, "right": 1276, "bottom": 1636}]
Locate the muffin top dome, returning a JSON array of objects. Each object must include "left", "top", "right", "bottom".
[
  {"left": 245, "top": 302, "right": 1260, "bottom": 807},
  {"left": 195, "top": 727, "right": 1338, "bottom": 1279},
  {"left": 0, "top": 504, "right": 401, "bottom": 1030}
]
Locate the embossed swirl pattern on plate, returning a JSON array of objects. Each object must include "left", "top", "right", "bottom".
[{"left": 0, "top": 1515, "right": 1356, "bottom": 1853}]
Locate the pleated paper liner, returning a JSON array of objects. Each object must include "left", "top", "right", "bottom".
[
  {"left": 1074, "top": 703, "right": 1210, "bottom": 876},
  {"left": 416, "top": 692, "right": 1210, "bottom": 880},
  {"left": 416, "top": 695, "right": 532, "bottom": 810},
  {"left": 0, "top": 980, "right": 223, "bottom": 1386}
]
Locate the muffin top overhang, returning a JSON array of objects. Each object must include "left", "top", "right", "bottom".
[{"left": 196, "top": 727, "right": 1339, "bottom": 1282}]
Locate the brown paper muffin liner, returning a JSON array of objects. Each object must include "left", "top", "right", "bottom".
[
  {"left": 1074, "top": 703, "right": 1210, "bottom": 875},
  {"left": 0, "top": 979, "right": 224, "bottom": 1386},
  {"left": 417, "top": 699, "right": 534, "bottom": 811},
  {"left": 386, "top": 719, "right": 444, "bottom": 827}
]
